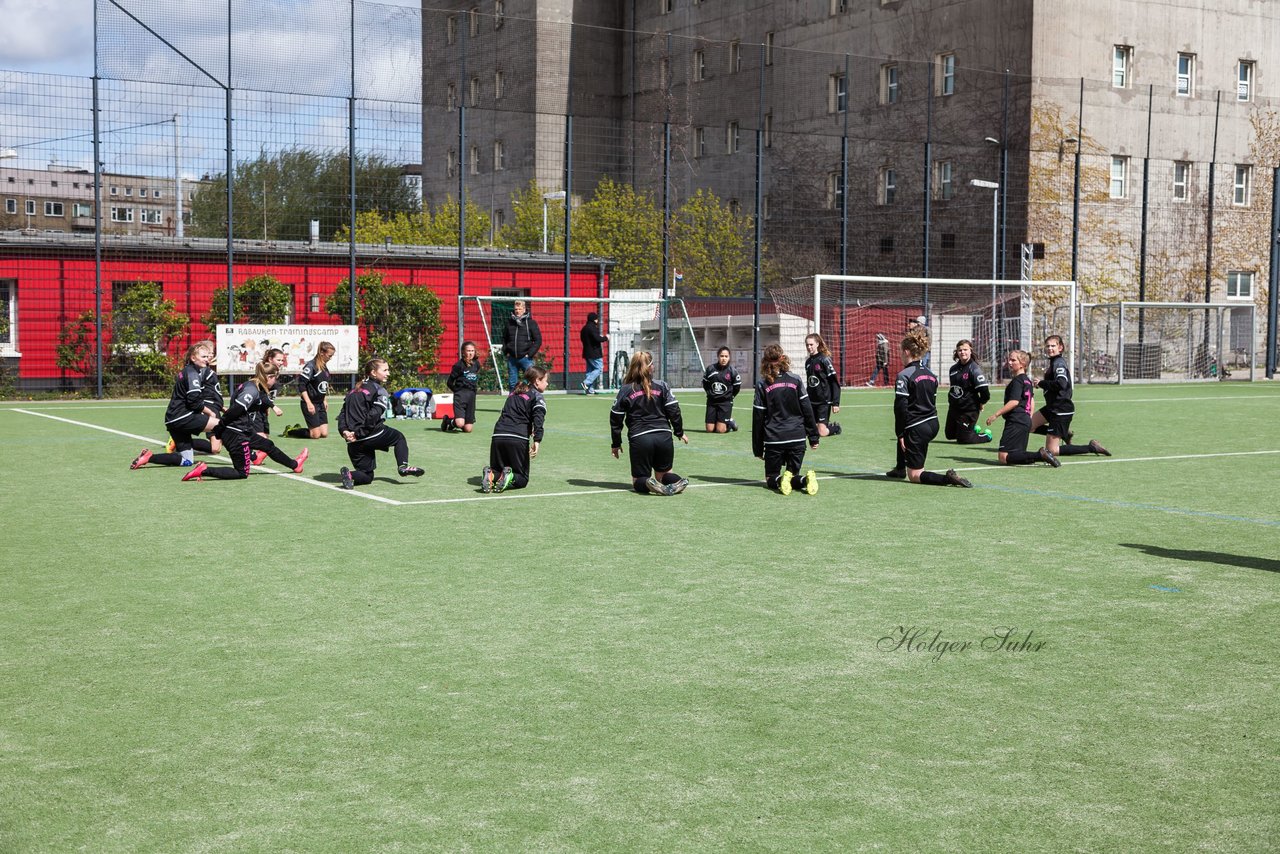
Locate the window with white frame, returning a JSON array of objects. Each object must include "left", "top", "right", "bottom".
[
  {"left": 1113, "top": 45, "right": 1132, "bottom": 88},
  {"left": 494, "top": 0, "right": 504, "bottom": 27},
  {"left": 110, "top": 206, "right": 133, "bottom": 222},
  {"left": 73, "top": 202, "right": 91, "bottom": 217},
  {"left": 729, "top": 41, "right": 741, "bottom": 74},
  {"left": 446, "top": 149, "right": 456, "bottom": 177},
  {"left": 0, "top": 279, "right": 16, "bottom": 351},
  {"left": 1226, "top": 271, "right": 1253, "bottom": 299},
  {"left": 4, "top": 199, "right": 14, "bottom": 214},
  {"left": 493, "top": 209, "right": 505, "bottom": 231},
  {"left": 44, "top": 201, "right": 64, "bottom": 216},
  {"left": 1172, "top": 161, "right": 1190, "bottom": 200},
  {"left": 880, "top": 63, "right": 899, "bottom": 104},
  {"left": 25, "top": 200, "right": 35, "bottom": 215},
  {"left": 725, "top": 121, "right": 740, "bottom": 154},
  {"left": 878, "top": 167, "right": 896, "bottom": 205},
  {"left": 153, "top": 189, "right": 163, "bottom": 199},
  {"left": 446, "top": 15, "right": 457, "bottom": 44},
  {"left": 694, "top": 127, "right": 706, "bottom": 158},
  {"left": 469, "top": 146, "right": 480, "bottom": 175},
  {"left": 447, "top": 82, "right": 457, "bottom": 111},
  {"left": 661, "top": 0, "right": 673, "bottom": 13},
  {"left": 693, "top": 49, "right": 706, "bottom": 82},
  {"left": 124, "top": 187, "right": 133, "bottom": 197},
  {"left": 469, "top": 7, "right": 479, "bottom": 37},
  {"left": 829, "top": 73, "right": 847, "bottom": 113},
  {"left": 1110, "top": 156, "right": 1129, "bottom": 199},
  {"left": 830, "top": 0, "right": 848, "bottom": 13},
  {"left": 936, "top": 53, "right": 955, "bottom": 96},
  {"left": 933, "top": 160, "right": 953, "bottom": 200},
  {"left": 765, "top": 32, "right": 774, "bottom": 66},
  {"left": 1233, "top": 164, "right": 1251, "bottom": 205},
  {"left": 110, "top": 185, "right": 118, "bottom": 195},
  {"left": 826, "top": 171, "right": 845, "bottom": 209},
  {"left": 763, "top": 195, "right": 771, "bottom": 220},
  {"left": 140, "top": 208, "right": 162, "bottom": 224},
  {"left": 494, "top": 70, "right": 505, "bottom": 99},
  {"left": 764, "top": 112, "right": 773, "bottom": 148},
  {"left": 470, "top": 76, "right": 481, "bottom": 106},
  {"left": 1176, "top": 53, "right": 1195, "bottom": 96},
  {"left": 493, "top": 139, "right": 505, "bottom": 171},
  {"left": 1237, "top": 61, "right": 1254, "bottom": 102}
]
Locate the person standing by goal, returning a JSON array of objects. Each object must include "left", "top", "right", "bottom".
[
  {"left": 804, "top": 333, "right": 842, "bottom": 436},
  {"left": 702, "top": 346, "right": 742, "bottom": 433},
  {"left": 1032, "top": 334, "right": 1110, "bottom": 459}
]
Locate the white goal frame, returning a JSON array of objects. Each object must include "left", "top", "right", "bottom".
[{"left": 1078, "top": 300, "right": 1256, "bottom": 383}]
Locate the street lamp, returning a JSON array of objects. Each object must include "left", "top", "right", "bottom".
[
  {"left": 970, "top": 178, "right": 1000, "bottom": 369},
  {"left": 541, "top": 190, "right": 566, "bottom": 253}
]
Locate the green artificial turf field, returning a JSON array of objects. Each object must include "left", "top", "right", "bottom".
[{"left": 2, "top": 382, "right": 1278, "bottom": 851}]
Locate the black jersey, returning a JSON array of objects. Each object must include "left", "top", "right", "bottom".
[
  {"left": 947, "top": 359, "right": 990, "bottom": 412},
  {"left": 492, "top": 387, "right": 547, "bottom": 442},
  {"left": 893, "top": 361, "right": 939, "bottom": 436},
  {"left": 751, "top": 370, "right": 818, "bottom": 456},
  {"left": 805, "top": 353, "right": 841, "bottom": 406},
  {"left": 221, "top": 380, "right": 272, "bottom": 435},
  {"left": 447, "top": 359, "right": 480, "bottom": 394},
  {"left": 1039, "top": 353, "right": 1074, "bottom": 416},
  {"left": 337, "top": 379, "right": 392, "bottom": 439},
  {"left": 298, "top": 358, "right": 331, "bottom": 402},
  {"left": 164, "top": 364, "right": 207, "bottom": 424},
  {"left": 1002, "top": 373, "right": 1035, "bottom": 425},
  {"left": 200, "top": 366, "right": 225, "bottom": 414},
  {"left": 702, "top": 362, "right": 741, "bottom": 402},
  {"left": 610, "top": 380, "right": 684, "bottom": 448}
]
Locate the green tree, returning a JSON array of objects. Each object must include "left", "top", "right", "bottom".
[
  {"left": 422, "top": 194, "right": 493, "bottom": 246},
  {"left": 324, "top": 271, "right": 445, "bottom": 389},
  {"left": 56, "top": 281, "right": 190, "bottom": 393},
  {"left": 572, "top": 177, "right": 662, "bottom": 289},
  {"left": 672, "top": 189, "right": 755, "bottom": 297},
  {"left": 189, "top": 148, "right": 419, "bottom": 242},
  {"left": 202, "top": 273, "right": 294, "bottom": 328},
  {"left": 497, "top": 181, "right": 566, "bottom": 251},
  {"left": 337, "top": 195, "right": 491, "bottom": 247}
]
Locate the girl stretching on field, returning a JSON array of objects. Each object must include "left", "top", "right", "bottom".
[
  {"left": 336, "top": 357, "right": 425, "bottom": 489},
  {"left": 130, "top": 340, "right": 222, "bottom": 471},
  {"left": 481, "top": 366, "right": 548, "bottom": 493}
]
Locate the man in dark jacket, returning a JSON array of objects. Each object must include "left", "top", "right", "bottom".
[
  {"left": 579, "top": 311, "right": 608, "bottom": 394},
  {"left": 501, "top": 299, "right": 543, "bottom": 390}
]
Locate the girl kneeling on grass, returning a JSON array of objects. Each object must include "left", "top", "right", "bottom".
[
  {"left": 885, "top": 328, "right": 972, "bottom": 488},
  {"left": 181, "top": 362, "right": 308, "bottom": 481},
  {"left": 753, "top": 343, "right": 820, "bottom": 495},
  {"left": 130, "top": 340, "right": 221, "bottom": 471},
  {"left": 609, "top": 350, "right": 689, "bottom": 496},
  {"left": 986, "top": 349, "right": 1059, "bottom": 467},
  {"left": 337, "top": 358, "right": 425, "bottom": 489},
  {"left": 481, "top": 366, "right": 548, "bottom": 493}
]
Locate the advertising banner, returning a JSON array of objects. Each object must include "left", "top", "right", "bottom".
[{"left": 215, "top": 324, "right": 360, "bottom": 374}]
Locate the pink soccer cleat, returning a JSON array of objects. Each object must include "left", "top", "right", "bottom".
[
  {"left": 292, "top": 447, "right": 309, "bottom": 474},
  {"left": 181, "top": 461, "right": 208, "bottom": 482},
  {"left": 130, "top": 448, "right": 152, "bottom": 469}
]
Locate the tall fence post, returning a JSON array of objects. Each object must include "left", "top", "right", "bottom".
[
  {"left": 92, "top": 1, "right": 104, "bottom": 398},
  {"left": 1267, "top": 166, "right": 1279, "bottom": 379}
]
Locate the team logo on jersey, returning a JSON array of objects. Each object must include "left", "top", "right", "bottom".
[
  {"left": 317, "top": 380, "right": 329, "bottom": 394},
  {"left": 711, "top": 380, "right": 729, "bottom": 396},
  {"left": 808, "top": 375, "right": 820, "bottom": 388}
]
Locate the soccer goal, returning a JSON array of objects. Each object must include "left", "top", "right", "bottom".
[
  {"left": 1076, "top": 301, "right": 1257, "bottom": 383},
  {"left": 458, "top": 293, "right": 705, "bottom": 393},
  {"left": 767, "top": 275, "right": 1077, "bottom": 385}
]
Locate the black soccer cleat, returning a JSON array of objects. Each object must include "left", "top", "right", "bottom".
[
  {"left": 1088, "top": 439, "right": 1111, "bottom": 456},
  {"left": 944, "top": 468, "right": 973, "bottom": 488},
  {"left": 828, "top": 422, "right": 842, "bottom": 435},
  {"left": 339, "top": 466, "right": 355, "bottom": 490},
  {"left": 1039, "top": 447, "right": 1061, "bottom": 468},
  {"left": 885, "top": 467, "right": 906, "bottom": 479},
  {"left": 398, "top": 464, "right": 425, "bottom": 477}
]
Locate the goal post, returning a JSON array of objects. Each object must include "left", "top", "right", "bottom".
[
  {"left": 1077, "top": 301, "right": 1256, "bottom": 383},
  {"left": 458, "top": 294, "right": 704, "bottom": 393},
  {"left": 766, "top": 275, "right": 1077, "bottom": 385}
]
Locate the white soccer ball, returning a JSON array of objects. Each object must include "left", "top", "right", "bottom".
[{"left": 412, "top": 391, "right": 428, "bottom": 405}]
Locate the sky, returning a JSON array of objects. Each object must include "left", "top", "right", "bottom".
[{"left": 0, "top": 0, "right": 424, "bottom": 174}]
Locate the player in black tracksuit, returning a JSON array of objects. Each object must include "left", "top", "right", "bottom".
[
  {"left": 1031, "top": 334, "right": 1111, "bottom": 459},
  {"left": 753, "top": 343, "right": 820, "bottom": 495},
  {"left": 610, "top": 350, "right": 689, "bottom": 496},
  {"left": 986, "top": 349, "right": 1058, "bottom": 466},
  {"left": 804, "top": 333, "right": 842, "bottom": 436},
  {"left": 945, "top": 339, "right": 992, "bottom": 444},
  {"left": 287, "top": 340, "right": 335, "bottom": 439},
  {"left": 336, "top": 357, "right": 425, "bottom": 489},
  {"left": 443, "top": 341, "right": 480, "bottom": 433},
  {"left": 886, "top": 329, "right": 971, "bottom": 487},
  {"left": 130, "top": 340, "right": 223, "bottom": 470},
  {"left": 702, "top": 346, "right": 742, "bottom": 433},
  {"left": 482, "top": 366, "right": 548, "bottom": 493},
  {"left": 182, "top": 362, "right": 309, "bottom": 481}
]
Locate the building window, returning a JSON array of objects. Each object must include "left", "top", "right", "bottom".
[
  {"left": 1233, "top": 165, "right": 1251, "bottom": 206},
  {"left": 140, "top": 208, "right": 162, "bottom": 224},
  {"left": 44, "top": 201, "right": 64, "bottom": 217},
  {"left": 693, "top": 49, "right": 705, "bottom": 82},
  {"left": 4, "top": 199, "right": 14, "bottom": 214},
  {"left": 25, "top": 200, "right": 35, "bottom": 215},
  {"left": 729, "top": 41, "right": 741, "bottom": 74},
  {"left": 0, "top": 279, "right": 17, "bottom": 351},
  {"left": 1226, "top": 271, "right": 1253, "bottom": 299},
  {"left": 878, "top": 168, "right": 896, "bottom": 205},
  {"left": 124, "top": 187, "right": 133, "bottom": 197},
  {"left": 1112, "top": 45, "right": 1132, "bottom": 88},
  {"left": 1172, "top": 161, "right": 1190, "bottom": 200},
  {"left": 765, "top": 32, "right": 774, "bottom": 66},
  {"left": 110, "top": 206, "right": 133, "bottom": 222},
  {"left": 469, "top": 7, "right": 479, "bottom": 37},
  {"left": 725, "top": 121, "right": 740, "bottom": 154},
  {"left": 73, "top": 203, "right": 92, "bottom": 217},
  {"left": 494, "top": 0, "right": 505, "bottom": 27},
  {"left": 763, "top": 112, "right": 773, "bottom": 148},
  {"left": 1176, "top": 52, "right": 1195, "bottom": 96},
  {"left": 933, "top": 160, "right": 953, "bottom": 200},
  {"left": 446, "top": 15, "right": 457, "bottom": 45},
  {"left": 880, "top": 64, "right": 899, "bottom": 104},
  {"left": 830, "top": 0, "right": 848, "bottom": 13},
  {"left": 153, "top": 189, "right": 163, "bottom": 199},
  {"left": 1110, "top": 156, "right": 1129, "bottom": 199},
  {"left": 494, "top": 70, "right": 505, "bottom": 99},
  {"left": 446, "top": 149, "right": 456, "bottom": 177},
  {"left": 493, "top": 139, "right": 505, "bottom": 171},
  {"left": 879, "top": 235, "right": 895, "bottom": 254},
  {"left": 1238, "top": 61, "right": 1254, "bottom": 102},
  {"left": 826, "top": 172, "right": 845, "bottom": 209},
  {"left": 763, "top": 195, "right": 771, "bottom": 220},
  {"left": 469, "top": 146, "right": 480, "bottom": 175},
  {"left": 936, "top": 53, "right": 955, "bottom": 96},
  {"left": 447, "top": 82, "right": 457, "bottom": 111},
  {"left": 661, "top": 0, "right": 673, "bottom": 12},
  {"left": 469, "top": 76, "right": 480, "bottom": 107},
  {"left": 829, "top": 73, "right": 847, "bottom": 113},
  {"left": 941, "top": 232, "right": 957, "bottom": 251},
  {"left": 694, "top": 127, "right": 706, "bottom": 158},
  {"left": 728, "top": 198, "right": 741, "bottom": 216}
]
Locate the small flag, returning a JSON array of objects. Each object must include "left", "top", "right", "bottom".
[{"left": 674, "top": 270, "right": 683, "bottom": 283}]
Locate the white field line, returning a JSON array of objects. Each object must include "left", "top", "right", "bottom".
[
  {"left": 949, "top": 448, "right": 1280, "bottom": 473},
  {"left": 12, "top": 408, "right": 400, "bottom": 505}
]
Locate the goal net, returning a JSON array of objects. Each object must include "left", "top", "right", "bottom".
[
  {"left": 1076, "top": 301, "right": 1256, "bottom": 383},
  {"left": 458, "top": 293, "right": 704, "bottom": 393},
  {"left": 767, "top": 276, "right": 1077, "bottom": 385}
]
